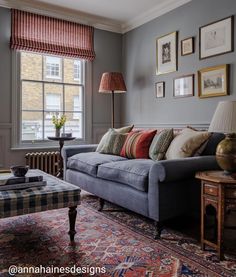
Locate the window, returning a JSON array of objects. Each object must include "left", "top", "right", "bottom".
[
  {"left": 19, "top": 52, "right": 85, "bottom": 142},
  {"left": 45, "top": 56, "right": 61, "bottom": 79},
  {"left": 74, "top": 60, "right": 81, "bottom": 81}
]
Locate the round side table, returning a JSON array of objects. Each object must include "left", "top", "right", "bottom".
[{"left": 48, "top": 136, "right": 75, "bottom": 178}]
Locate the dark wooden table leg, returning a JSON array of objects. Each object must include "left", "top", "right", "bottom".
[
  {"left": 68, "top": 206, "right": 77, "bottom": 242},
  {"left": 57, "top": 140, "right": 65, "bottom": 179}
]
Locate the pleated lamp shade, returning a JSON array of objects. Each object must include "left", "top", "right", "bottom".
[
  {"left": 99, "top": 72, "right": 127, "bottom": 93},
  {"left": 208, "top": 101, "right": 236, "bottom": 133}
]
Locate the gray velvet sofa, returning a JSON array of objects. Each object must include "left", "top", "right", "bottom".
[{"left": 62, "top": 133, "right": 224, "bottom": 238}]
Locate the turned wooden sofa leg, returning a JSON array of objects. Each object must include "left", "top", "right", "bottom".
[
  {"left": 154, "top": 221, "right": 163, "bottom": 239},
  {"left": 98, "top": 198, "right": 105, "bottom": 211}
]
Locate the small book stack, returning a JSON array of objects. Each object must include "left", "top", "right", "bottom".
[{"left": 0, "top": 173, "right": 46, "bottom": 191}]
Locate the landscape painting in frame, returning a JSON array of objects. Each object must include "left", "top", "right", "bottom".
[
  {"left": 156, "top": 31, "right": 177, "bottom": 75},
  {"left": 174, "top": 74, "right": 194, "bottom": 98},
  {"left": 199, "top": 16, "right": 234, "bottom": 59},
  {"left": 198, "top": 64, "right": 229, "bottom": 98}
]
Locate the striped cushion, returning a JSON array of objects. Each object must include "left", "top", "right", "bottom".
[
  {"left": 120, "top": 130, "right": 157, "bottom": 159},
  {"left": 100, "top": 130, "right": 128, "bottom": 155},
  {"left": 149, "top": 129, "right": 174, "bottom": 161},
  {"left": 96, "top": 125, "right": 134, "bottom": 152}
]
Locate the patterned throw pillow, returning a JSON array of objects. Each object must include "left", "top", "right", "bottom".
[
  {"left": 96, "top": 125, "right": 134, "bottom": 152},
  {"left": 100, "top": 130, "right": 128, "bottom": 155},
  {"left": 165, "top": 127, "right": 211, "bottom": 160},
  {"left": 149, "top": 129, "right": 174, "bottom": 161},
  {"left": 120, "top": 130, "right": 157, "bottom": 159}
]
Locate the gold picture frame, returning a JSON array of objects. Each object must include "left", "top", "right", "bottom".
[
  {"left": 198, "top": 64, "right": 229, "bottom": 98},
  {"left": 156, "top": 31, "right": 178, "bottom": 75}
]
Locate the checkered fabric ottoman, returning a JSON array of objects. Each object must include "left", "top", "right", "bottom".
[{"left": 0, "top": 169, "right": 80, "bottom": 218}]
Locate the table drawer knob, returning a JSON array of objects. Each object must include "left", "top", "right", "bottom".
[{"left": 204, "top": 184, "right": 218, "bottom": 196}]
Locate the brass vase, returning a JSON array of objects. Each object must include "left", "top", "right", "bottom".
[{"left": 216, "top": 134, "right": 236, "bottom": 173}]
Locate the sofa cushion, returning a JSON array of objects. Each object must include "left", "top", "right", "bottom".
[
  {"left": 166, "top": 127, "right": 211, "bottom": 160},
  {"left": 149, "top": 129, "right": 174, "bottom": 161},
  {"left": 67, "top": 152, "right": 127, "bottom": 177},
  {"left": 120, "top": 130, "right": 157, "bottom": 159},
  {"left": 96, "top": 125, "right": 134, "bottom": 152},
  {"left": 100, "top": 130, "right": 128, "bottom": 155},
  {"left": 97, "top": 159, "right": 155, "bottom": 192}
]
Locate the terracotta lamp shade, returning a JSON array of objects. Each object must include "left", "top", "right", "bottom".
[
  {"left": 208, "top": 101, "right": 236, "bottom": 173},
  {"left": 98, "top": 72, "right": 127, "bottom": 128}
]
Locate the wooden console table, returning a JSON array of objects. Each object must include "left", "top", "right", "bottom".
[{"left": 196, "top": 170, "right": 236, "bottom": 260}]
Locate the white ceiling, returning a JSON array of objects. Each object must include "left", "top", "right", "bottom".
[
  {"left": 0, "top": 0, "right": 192, "bottom": 33},
  {"left": 36, "top": 0, "right": 168, "bottom": 23}
]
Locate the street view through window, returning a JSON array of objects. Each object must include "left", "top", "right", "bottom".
[{"left": 20, "top": 52, "right": 84, "bottom": 141}]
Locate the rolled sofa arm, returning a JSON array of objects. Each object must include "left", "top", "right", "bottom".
[
  {"left": 62, "top": 144, "right": 98, "bottom": 161},
  {"left": 149, "top": 156, "right": 220, "bottom": 184},
  {"left": 62, "top": 144, "right": 98, "bottom": 179}
]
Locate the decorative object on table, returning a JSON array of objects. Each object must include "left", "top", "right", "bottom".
[
  {"left": 198, "top": 64, "right": 229, "bottom": 98},
  {"left": 173, "top": 74, "right": 194, "bottom": 98},
  {"left": 208, "top": 101, "right": 236, "bottom": 173},
  {"left": 155, "top": 82, "right": 165, "bottom": 98},
  {"left": 0, "top": 171, "right": 45, "bottom": 191},
  {"left": 47, "top": 136, "right": 76, "bottom": 178},
  {"left": 99, "top": 72, "right": 127, "bottom": 128},
  {"left": 10, "top": 165, "right": 29, "bottom": 177},
  {"left": 61, "top": 133, "right": 72, "bottom": 138},
  {"left": 156, "top": 31, "right": 178, "bottom": 75},
  {"left": 199, "top": 16, "right": 234, "bottom": 59},
  {"left": 52, "top": 113, "right": 67, "bottom": 137},
  {"left": 181, "top": 37, "right": 194, "bottom": 56}
]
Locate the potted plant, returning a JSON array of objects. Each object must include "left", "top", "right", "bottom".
[{"left": 52, "top": 113, "right": 66, "bottom": 137}]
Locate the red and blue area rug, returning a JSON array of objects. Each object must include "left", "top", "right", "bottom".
[{"left": 0, "top": 192, "right": 235, "bottom": 277}]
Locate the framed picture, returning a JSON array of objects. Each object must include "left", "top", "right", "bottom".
[
  {"left": 181, "top": 37, "right": 194, "bottom": 56},
  {"left": 199, "top": 16, "right": 234, "bottom": 59},
  {"left": 155, "top": 82, "right": 165, "bottom": 98},
  {"left": 156, "top": 31, "right": 178, "bottom": 75},
  {"left": 198, "top": 64, "right": 229, "bottom": 98},
  {"left": 174, "top": 74, "right": 194, "bottom": 98}
]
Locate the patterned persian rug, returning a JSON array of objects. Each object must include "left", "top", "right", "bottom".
[{"left": 0, "top": 192, "right": 235, "bottom": 277}]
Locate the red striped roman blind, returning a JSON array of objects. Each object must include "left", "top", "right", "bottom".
[{"left": 10, "top": 9, "right": 95, "bottom": 61}]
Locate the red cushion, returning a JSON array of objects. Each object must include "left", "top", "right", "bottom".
[{"left": 120, "top": 130, "right": 157, "bottom": 159}]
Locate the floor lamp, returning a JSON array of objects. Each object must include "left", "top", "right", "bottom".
[{"left": 99, "top": 72, "right": 127, "bottom": 128}]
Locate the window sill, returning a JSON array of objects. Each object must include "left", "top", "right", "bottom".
[{"left": 11, "top": 139, "right": 84, "bottom": 151}]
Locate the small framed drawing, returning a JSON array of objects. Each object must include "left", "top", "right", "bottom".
[
  {"left": 199, "top": 16, "right": 234, "bottom": 59},
  {"left": 198, "top": 64, "right": 229, "bottom": 98},
  {"left": 181, "top": 37, "right": 194, "bottom": 56},
  {"left": 174, "top": 74, "right": 194, "bottom": 98},
  {"left": 155, "top": 82, "right": 165, "bottom": 98},
  {"left": 156, "top": 31, "right": 178, "bottom": 75}
]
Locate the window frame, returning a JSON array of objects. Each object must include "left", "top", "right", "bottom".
[{"left": 11, "top": 51, "right": 92, "bottom": 150}]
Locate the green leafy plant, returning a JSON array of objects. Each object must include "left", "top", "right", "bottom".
[{"left": 52, "top": 113, "right": 66, "bottom": 129}]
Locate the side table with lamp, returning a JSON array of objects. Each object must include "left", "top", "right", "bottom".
[{"left": 196, "top": 101, "right": 236, "bottom": 260}]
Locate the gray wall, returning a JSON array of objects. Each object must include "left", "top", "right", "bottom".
[
  {"left": 0, "top": 7, "right": 122, "bottom": 168},
  {"left": 121, "top": 0, "right": 236, "bottom": 128}
]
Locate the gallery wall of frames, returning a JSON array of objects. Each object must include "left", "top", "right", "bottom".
[{"left": 155, "top": 16, "right": 233, "bottom": 100}]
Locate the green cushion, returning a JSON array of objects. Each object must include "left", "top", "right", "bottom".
[
  {"left": 96, "top": 125, "right": 134, "bottom": 152},
  {"left": 100, "top": 130, "right": 128, "bottom": 155},
  {"left": 149, "top": 129, "right": 174, "bottom": 161}
]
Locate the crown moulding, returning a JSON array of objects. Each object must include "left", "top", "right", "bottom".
[{"left": 0, "top": 0, "right": 192, "bottom": 34}]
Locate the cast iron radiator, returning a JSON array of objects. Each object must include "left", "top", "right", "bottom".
[{"left": 25, "top": 151, "right": 60, "bottom": 176}]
